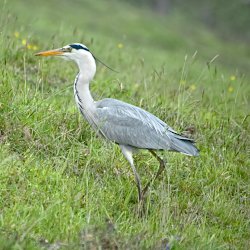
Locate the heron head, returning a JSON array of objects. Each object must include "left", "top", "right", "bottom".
[
  {"left": 35, "top": 43, "right": 92, "bottom": 61},
  {"left": 36, "top": 43, "right": 96, "bottom": 80}
]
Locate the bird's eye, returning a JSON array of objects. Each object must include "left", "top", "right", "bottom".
[{"left": 61, "top": 47, "right": 72, "bottom": 52}]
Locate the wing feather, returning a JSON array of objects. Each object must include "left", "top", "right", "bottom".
[{"left": 95, "top": 98, "right": 178, "bottom": 149}]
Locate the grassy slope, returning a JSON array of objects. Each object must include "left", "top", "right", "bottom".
[{"left": 0, "top": 0, "right": 249, "bottom": 249}]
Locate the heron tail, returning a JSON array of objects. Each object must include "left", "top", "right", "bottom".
[{"left": 169, "top": 133, "right": 199, "bottom": 156}]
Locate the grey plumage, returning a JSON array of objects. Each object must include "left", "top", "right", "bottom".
[{"left": 95, "top": 98, "right": 199, "bottom": 156}]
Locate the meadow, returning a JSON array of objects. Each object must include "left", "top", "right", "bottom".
[{"left": 0, "top": 0, "right": 249, "bottom": 249}]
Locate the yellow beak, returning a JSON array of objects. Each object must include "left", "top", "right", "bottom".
[{"left": 35, "top": 49, "right": 64, "bottom": 56}]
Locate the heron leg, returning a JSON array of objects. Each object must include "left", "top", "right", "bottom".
[
  {"left": 142, "top": 150, "right": 166, "bottom": 197},
  {"left": 119, "top": 145, "right": 142, "bottom": 202}
]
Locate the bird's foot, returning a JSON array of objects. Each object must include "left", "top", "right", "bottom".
[{"left": 136, "top": 189, "right": 149, "bottom": 217}]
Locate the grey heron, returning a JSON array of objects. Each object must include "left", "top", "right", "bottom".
[{"left": 36, "top": 43, "right": 199, "bottom": 202}]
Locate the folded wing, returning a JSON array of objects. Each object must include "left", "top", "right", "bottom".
[{"left": 95, "top": 98, "right": 199, "bottom": 156}]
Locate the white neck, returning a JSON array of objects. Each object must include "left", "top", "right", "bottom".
[
  {"left": 73, "top": 53, "right": 96, "bottom": 109},
  {"left": 74, "top": 72, "right": 94, "bottom": 108}
]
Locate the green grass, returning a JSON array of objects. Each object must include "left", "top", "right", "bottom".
[{"left": 0, "top": 0, "right": 249, "bottom": 249}]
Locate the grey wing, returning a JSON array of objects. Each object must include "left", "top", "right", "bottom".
[{"left": 95, "top": 98, "right": 199, "bottom": 156}]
